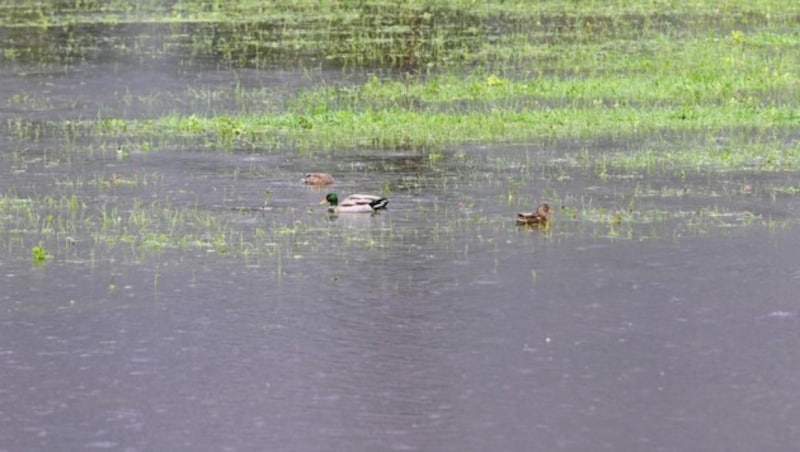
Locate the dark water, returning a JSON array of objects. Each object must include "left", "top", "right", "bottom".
[
  {"left": 3, "top": 143, "right": 800, "bottom": 451},
  {"left": 2, "top": 28, "right": 800, "bottom": 452},
  {"left": 4, "top": 213, "right": 800, "bottom": 451}
]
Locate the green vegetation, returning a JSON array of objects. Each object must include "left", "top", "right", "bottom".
[
  {"left": 32, "top": 244, "right": 48, "bottom": 264},
  {"left": 0, "top": 0, "right": 798, "bottom": 266},
  {"left": 3, "top": 0, "right": 798, "bottom": 161}
]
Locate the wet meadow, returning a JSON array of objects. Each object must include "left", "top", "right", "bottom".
[{"left": 2, "top": 1, "right": 800, "bottom": 450}]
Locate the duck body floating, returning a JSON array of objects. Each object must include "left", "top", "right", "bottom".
[
  {"left": 303, "top": 173, "right": 335, "bottom": 185},
  {"left": 516, "top": 203, "right": 553, "bottom": 226},
  {"left": 321, "top": 193, "right": 389, "bottom": 214}
]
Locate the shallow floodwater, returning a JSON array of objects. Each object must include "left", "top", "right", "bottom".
[
  {"left": 3, "top": 223, "right": 800, "bottom": 452},
  {"left": 3, "top": 26, "right": 800, "bottom": 452}
]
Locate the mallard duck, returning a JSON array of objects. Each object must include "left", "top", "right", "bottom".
[
  {"left": 516, "top": 203, "right": 553, "bottom": 226},
  {"left": 303, "top": 172, "right": 335, "bottom": 185},
  {"left": 321, "top": 193, "right": 389, "bottom": 214}
]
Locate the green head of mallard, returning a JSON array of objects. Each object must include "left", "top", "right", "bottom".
[{"left": 321, "top": 192, "right": 339, "bottom": 206}]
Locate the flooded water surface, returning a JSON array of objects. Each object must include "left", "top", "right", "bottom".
[{"left": 2, "top": 10, "right": 800, "bottom": 452}]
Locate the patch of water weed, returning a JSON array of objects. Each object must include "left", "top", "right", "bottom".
[
  {"left": 568, "top": 197, "right": 780, "bottom": 241},
  {"left": 2, "top": 0, "right": 796, "bottom": 71},
  {"left": 0, "top": 184, "right": 401, "bottom": 267},
  {"left": 0, "top": 1, "right": 486, "bottom": 71},
  {"left": 31, "top": 243, "right": 48, "bottom": 264},
  {"left": 1, "top": 0, "right": 799, "bottom": 270},
  {"left": 581, "top": 136, "right": 800, "bottom": 176}
]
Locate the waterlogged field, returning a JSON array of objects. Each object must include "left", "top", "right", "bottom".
[{"left": 2, "top": 1, "right": 800, "bottom": 450}]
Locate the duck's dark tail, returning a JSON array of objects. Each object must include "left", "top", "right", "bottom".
[{"left": 370, "top": 197, "right": 389, "bottom": 211}]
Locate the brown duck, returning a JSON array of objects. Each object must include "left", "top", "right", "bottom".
[
  {"left": 516, "top": 203, "right": 553, "bottom": 226},
  {"left": 303, "top": 173, "right": 335, "bottom": 185}
]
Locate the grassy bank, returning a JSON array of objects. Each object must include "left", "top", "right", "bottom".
[{"left": 4, "top": 1, "right": 798, "bottom": 163}]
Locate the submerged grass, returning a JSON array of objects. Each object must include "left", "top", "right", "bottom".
[
  {"left": 1, "top": 0, "right": 798, "bottom": 267},
  {"left": 86, "top": 103, "right": 797, "bottom": 151},
  {"left": 0, "top": 190, "right": 286, "bottom": 264},
  {"left": 0, "top": 172, "right": 791, "bottom": 273},
  {"left": 6, "top": 24, "right": 797, "bottom": 159}
]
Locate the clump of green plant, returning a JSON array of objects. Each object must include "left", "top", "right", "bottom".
[{"left": 32, "top": 244, "right": 48, "bottom": 264}]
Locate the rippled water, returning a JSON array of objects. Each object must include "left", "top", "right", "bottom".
[
  {"left": 3, "top": 144, "right": 800, "bottom": 451},
  {"left": 3, "top": 31, "right": 800, "bottom": 452}
]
